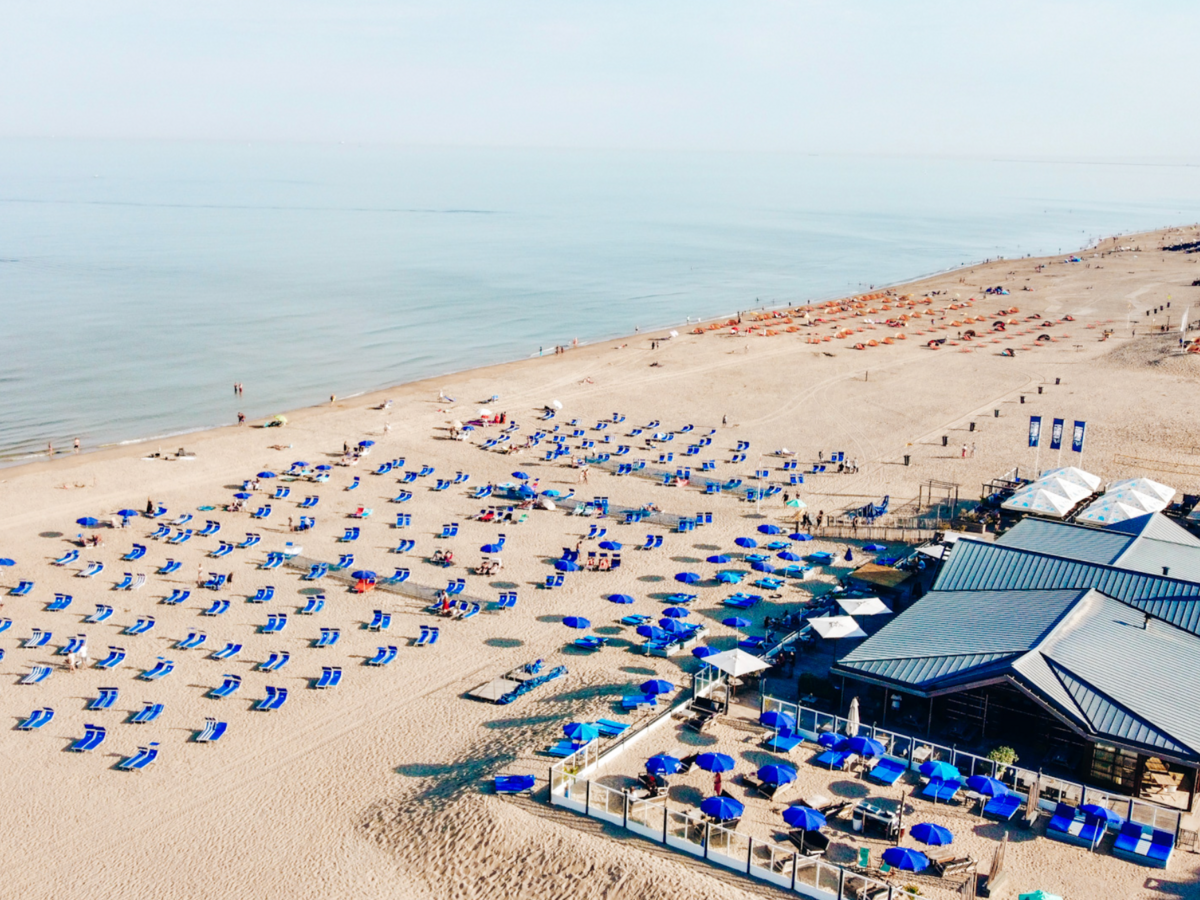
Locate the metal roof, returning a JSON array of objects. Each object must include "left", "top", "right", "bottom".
[
  {"left": 1105, "top": 512, "right": 1200, "bottom": 546},
  {"left": 997, "top": 518, "right": 1132, "bottom": 565}
]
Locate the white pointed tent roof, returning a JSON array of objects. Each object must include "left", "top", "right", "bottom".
[
  {"left": 837, "top": 595, "right": 892, "bottom": 616},
  {"left": 1002, "top": 487, "right": 1075, "bottom": 518},
  {"left": 1034, "top": 476, "right": 1092, "bottom": 504},
  {"left": 810, "top": 615, "right": 868, "bottom": 639},
  {"left": 1076, "top": 490, "right": 1163, "bottom": 525},
  {"left": 1040, "top": 466, "right": 1102, "bottom": 491},
  {"left": 1108, "top": 477, "right": 1175, "bottom": 505},
  {"left": 702, "top": 648, "right": 771, "bottom": 677}
]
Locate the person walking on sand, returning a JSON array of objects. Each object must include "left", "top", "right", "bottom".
[
  {"left": 961, "top": 444, "right": 968, "bottom": 459},
  {"left": 970, "top": 442, "right": 976, "bottom": 458},
  {"left": 197, "top": 564, "right": 204, "bottom": 587}
]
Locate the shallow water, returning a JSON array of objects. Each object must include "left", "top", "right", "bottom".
[{"left": 3, "top": 139, "right": 1199, "bottom": 461}]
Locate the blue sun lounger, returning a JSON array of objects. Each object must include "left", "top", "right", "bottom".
[
  {"left": 299, "top": 495, "right": 319, "bottom": 508},
  {"left": 315, "top": 627, "right": 340, "bottom": 648},
  {"left": 17, "top": 707, "right": 54, "bottom": 730},
  {"left": 20, "top": 665, "right": 52, "bottom": 685},
  {"left": 333, "top": 554, "right": 354, "bottom": 570},
  {"left": 250, "top": 586, "right": 275, "bottom": 603},
  {"left": 274, "top": 484, "right": 292, "bottom": 498},
  {"left": 573, "top": 636, "right": 608, "bottom": 651},
  {"left": 261, "top": 613, "right": 287, "bottom": 635},
  {"left": 59, "top": 633, "right": 85, "bottom": 655},
  {"left": 921, "top": 777, "right": 963, "bottom": 803},
  {"left": 367, "top": 610, "right": 391, "bottom": 631},
  {"left": 1113, "top": 822, "right": 1174, "bottom": 868},
  {"left": 150, "top": 524, "right": 171, "bottom": 539},
  {"left": 116, "top": 742, "right": 159, "bottom": 771},
  {"left": 983, "top": 792, "right": 1023, "bottom": 821},
  {"left": 158, "top": 559, "right": 182, "bottom": 575},
  {"left": 209, "top": 674, "right": 242, "bottom": 699},
  {"left": 211, "top": 642, "right": 242, "bottom": 660},
  {"left": 392, "top": 490, "right": 413, "bottom": 503},
  {"left": 124, "top": 616, "right": 155, "bottom": 636},
  {"left": 495, "top": 774, "right": 536, "bottom": 793},
  {"left": 394, "top": 513, "right": 412, "bottom": 528},
  {"left": 160, "top": 588, "right": 190, "bottom": 606},
  {"left": 176, "top": 631, "right": 207, "bottom": 650},
  {"left": 261, "top": 552, "right": 284, "bottom": 569},
  {"left": 866, "top": 758, "right": 907, "bottom": 786},
  {"left": 69, "top": 724, "right": 107, "bottom": 753},
  {"left": 167, "top": 529, "right": 193, "bottom": 544},
  {"left": 95, "top": 646, "right": 125, "bottom": 669},
  {"left": 545, "top": 740, "right": 588, "bottom": 757},
  {"left": 24, "top": 629, "right": 52, "bottom": 649},
  {"left": 346, "top": 477, "right": 360, "bottom": 491},
  {"left": 763, "top": 729, "right": 804, "bottom": 753},
  {"left": 210, "top": 541, "right": 234, "bottom": 558},
  {"left": 196, "top": 718, "right": 228, "bottom": 743},
  {"left": 113, "top": 572, "right": 134, "bottom": 590},
  {"left": 47, "top": 593, "right": 73, "bottom": 612},
  {"left": 446, "top": 578, "right": 466, "bottom": 595},
  {"left": 366, "top": 645, "right": 398, "bottom": 666},
  {"left": 77, "top": 561, "right": 104, "bottom": 578},
  {"left": 88, "top": 687, "right": 119, "bottom": 710},
  {"left": 130, "top": 702, "right": 163, "bottom": 725},
  {"left": 255, "top": 686, "right": 287, "bottom": 711},
  {"left": 387, "top": 568, "right": 411, "bottom": 585},
  {"left": 416, "top": 625, "right": 439, "bottom": 646},
  {"left": 814, "top": 749, "right": 853, "bottom": 770},
  {"left": 259, "top": 651, "right": 290, "bottom": 672},
  {"left": 0, "top": 617, "right": 10, "bottom": 634},
  {"left": 10, "top": 580, "right": 34, "bottom": 596},
  {"left": 298, "top": 595, "right": 325, "bottom": 615},
  {"left": 251, "top": 505, "right": 272, "bottom": 519},
  {"left": 170, "top": 512, "right": 192, "bottom": 526},
  {"left": 497, "top": 591, "right": 517, "bottom": 609},
  {"left": 439, "top": 523, "right": 459, "bottom": 538},
  {"left": 393, "top": 540, "right": 415, "bottom": 553},
  {"left": 204, "top": 573, "right": 227, "bottom": 590},
  {"left": 621, "top": 695, "right": 656, "bottom": 710},
  {"left": 303, "top": 563, "right": 328, "bottom": 581},
  {"left": 54, "top": 550, "right": 80, "bottom": 566},
  {"left": 140, "top": 658, "right": 174, "bottom": 680},
  {"left": 313, "top": 666, "right": 343, "bottom": 689},
  {"left": 122, "top": 544, "right": 146, "bottom": 561},
  {"left": 237, "top": 533, "right": 261, "bottom": 551},
  {"left": 340, "top": 527, "right": 360, "bottom": 542}
]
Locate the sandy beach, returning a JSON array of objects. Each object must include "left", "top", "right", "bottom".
[{"left": 3, "top": 223, "right": 1200, "bottom": 900}]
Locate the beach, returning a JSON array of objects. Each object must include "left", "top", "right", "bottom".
[{"left": 3, "top": 223, "right": 1200, "bottom": 900}]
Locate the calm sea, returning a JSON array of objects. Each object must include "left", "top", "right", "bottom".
[{"left": 3, "top": 140, "right": 1200, "bottom": 463}]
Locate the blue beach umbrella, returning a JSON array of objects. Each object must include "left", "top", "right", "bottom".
[
  {"left": 481, "top": 543, "right": 503, "bottom": 553},
  {"left": 1080, "top": 804, "right": 1125, "bottom": 827},
  {"left": 723, "top": 616, "right": 751, "bottom": 630},
  {"left": 881, "top": 848, "right": 929, "bottom": 872},
  {"left": 257, "top": 471, "right": 276, "bottom": 478},
  {"left": 511, "top": 472, "right": 530, "bottom": 480},
  {"left": 315, "top": 464, "right": 332, "bottom": 471},
  {"left": 910, "top": 823, "right": 954, "bottom": 847},
  {"left": 0, "top": 558, "right": 15, "bottom": 567},
  {"left": 350, "top": 570, "right": 377, "bottom": 581},
  {"left": 966, "top": 775, "right": 1008, "bottom": 797},
  {"left": 234, "top": 492, "right": 252, "bottom": 499},
  {"left": 662, "top": 607, "right": 690, "bottom": 618},
  {"left": 920, "top": 760, "right": 962, "bottom": 781},
  {"left": 555, "top": 560, "right": 580, "bottom": 572},
  {"left": 562, "top": 616, "right": 590, "bottom": 629},
  {"left": 637, "top": 625, "right": 672, "bottom": 641},
  {"left": 758, "top": 764, "right": 797, "bottom": 785},
  {"left": 599, "top": 541, "right": 622, "bottom": 550},
  {"left": 751, "top": 561, "right": 776, "bottom": 573},
  {"left": 760, "top": 711, "right": 796, "bottom": 731},
  {"left": 695, "top": 752, "right": 735, "bottom": 773},
  {"left": 116, "top": 509, "right": 140, "bottom": 518},
  {"left": 647, "top": 754, "right": 684, "bottom": 775},
  {"left": 817, "top": 732, "right": 841, "bottom": 748},
  {"left": 674, "top": 572, "right": 700, "bottom": 584},
  {"left": 783, "top": 806, "right": 826, "bottom": 831},
  {"left": 700, "top": 796, "right": 744, "bottom": 820},
  {"left": 757, "top": 524, "right": 783, "bottom": 535},
  {"left": 563, "top": 722, "right": 599, "bottom": 742},
  {"left": 777, "top": 551, "right": 803, "bottom": 561},
  {"left": 641, "top": 679, "right": 675, "bottom": 695},
  {"left": 837, "top": 736, "right": 886, "bottom": 758},
  {"left": 76, "top": 517, "right": 99, "bottom": 527},
  {"left": 715, "top": 571, "right": 744, "bottom": 584},
  {"left": 789, "top": 533, "right": 813, "bottom": 542},
  {"left": 706, "top": 554, "right": 731, "bottom": 564},
  {"left": 692, "top": 646, "right": 716, "bottom": 659},
  {"left": 608, "top": 593, "right": 635, "bottom": 604},
  {"left": 658, "top": 618, "right": 689, "bottom": 633},
  {"left": 734, "top": 537, "right": 757, "bottom": 549},
  {"left": 358, "top": 440, "right": 375, "bottom": 447},
  {"left": 291, "top": 461, "right": 309, "bottom": 467}
]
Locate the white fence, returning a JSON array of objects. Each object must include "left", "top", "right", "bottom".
[{"left": 761, "top": 696, "right": 1183, "bottom": 837}]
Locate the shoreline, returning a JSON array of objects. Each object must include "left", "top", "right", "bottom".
[{"left": 8, "top": 221, "right": 1189, "bottom": 476}]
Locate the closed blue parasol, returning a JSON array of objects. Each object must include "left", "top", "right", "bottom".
[
  {"left": 701, "top": 796, "right": 744, "bottom": 820},
  {"left": 608, "top": 593, "right": 635, "bottom": 604},
  {"left": 76, "top": 517, "right": 99, "bottom": 527},
  {"left": 783, "top": 806, "right": 826, "bottom": 830},
  {"left": 647, "top": 754, "right": 684, "bottom": 774},
  {"left": 695, "top": 752, "right": 735, "bottom": 772},
  {"left": 920, "top": 760, "right": 962, "bottom": 781},
  {"left": 844, "top": 548, "right": 854, "bottom": 562},
  {"left": 757, "top": 524, "right": 783, "bottom": 535},
  {"left": 257, "top": 471, "right": 277, "bottom": 478},
  {"left": 662, "top": 607, "right": 690, "bottom": 618},
  {"left": 674, "top": 572, "right": 700, "bottom": 584},
  {"left": 760, "top": 711, "right": 796, "bottom": 731},
  {"left": 556, "top": 560, "right": 580, "bottom": 572},
  {"left": 692, "top": 646, "right": 716, "bottom": 659},
  {"left": 563, "top": 722, "right": 599, "bottom": 742},
  {"left": 599, "top": 541, "right": 622, "bottom": 550},
  {"left": 910, "top": 823, "right": 954, "bottom": 846},
  {"left": 758, "top": 764, "right": 797, "bottom": 785},
  {"left": 965, "top": 775, "right": 1008, "bottom": 797},
  {"left": 777, "top": 551, "right": 803, "bottom": 561},
  {"left": 734, "top": 537, "right": 757, "bottom": 549},
  {"left": 716, "top": 571, "right": 744, "bottom": 583},
  {"left": 641, "top": 679, "right": 675, "bottom": 695},
  {"left": 881, "top": 847, "right": 929, "bottom": 871},
  {"left": 837, "top": 736, "right": 886, "bottom": 758},
  {"left": 706, "top": 554, "right": 731, "bottom": 564},
  {"left": 562, "top": 616, "right": 590, "bottom": 629}
]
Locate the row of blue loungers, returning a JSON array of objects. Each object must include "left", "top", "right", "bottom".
[{"left": 1046, "top": 802, "right": 1175, "bottom": 867}]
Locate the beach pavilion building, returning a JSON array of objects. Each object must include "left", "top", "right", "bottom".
[{"left": 831, "top": 511, "right": 1200, "bottom": 811}]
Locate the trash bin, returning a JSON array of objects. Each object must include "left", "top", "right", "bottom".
[
  {"left": 994, "top": 409, "right": 1000, "bottom": 417},
  {"left": 903, "top": 455, "right": 910, "bottom": 466},
  {"left": 1038, "top": 386, "right": 1043, "bottom": 394},
  {"left": 969, "top": 422, "right": 976, "bottom": 432},
  {"left": 1020, "top": 395, "right": 1025, "bottom": 404},
  {"left": 941, "top": 435, "right": 948, "bottom": 446},
  {"left": 1055, "top": 377, "right": 1061, "bottom": 385}
]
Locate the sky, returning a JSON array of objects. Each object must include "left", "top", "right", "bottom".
[{"left": 1, "top": 1, "right": 1196, "bottom": 159}]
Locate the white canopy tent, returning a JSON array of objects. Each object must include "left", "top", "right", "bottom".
[
  {"left": 1002, "top": 487, "right": 1075, "bottom": 518},
  {"left": 1039, "top": 466, "right": 1102, "bottom": 492},
  {"left": 836, "top": 595, "right": 892, "bottom": 616},
  {"left": 1033, "top": 476, "right": 1092, "bottom": 505},
  {"left": 809, "top": 615, "right": 868, "bottom": 639},
  {"left": 1076, "top": 489, "right": 1163, "bottom": 525},
  {"left": 1107, "top": 477, "right": 1175, "bottom": 506},
  {"left": 702, "top": 648, "right": 771, "bottom": 678}
]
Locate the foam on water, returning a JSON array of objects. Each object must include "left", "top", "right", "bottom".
[{"left": 3, "top": 139, "right": 1200, "bottom": 462}]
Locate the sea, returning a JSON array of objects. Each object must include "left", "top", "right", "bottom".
[{"left": 3, "top": 139, "right": 1200, "bottom": 464}]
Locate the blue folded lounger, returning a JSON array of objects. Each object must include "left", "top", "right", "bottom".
[
  {"left": 866, "top": 757, "right": 907, "bottom": 786},
  {"left": 495, "top": 775, "right": 537, "bottom": 793}
]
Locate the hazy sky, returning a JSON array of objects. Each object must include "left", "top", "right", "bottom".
[{"left": 2, "top": 1, "right": 1195, "bottom": 158}]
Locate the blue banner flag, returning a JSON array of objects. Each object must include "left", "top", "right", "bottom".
[
  {"left": 1050, "top": 418, "right": 1064, "bottom": 451},
  {"left": 1072, "top": 420, "right": 1086, "bottom": 453},
  {"left": 1028, "top": 416, "right": 1042, "bottom": 448}
]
